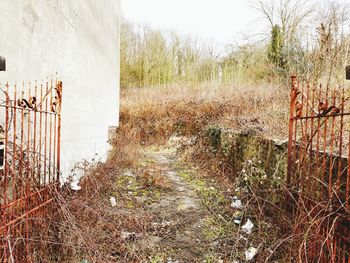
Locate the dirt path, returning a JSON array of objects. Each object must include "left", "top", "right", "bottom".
[
  {"left": 117, "top": 146, "right": 244, "bottom": 262},
  {"left": 144, "top": 148, "right": 206, "bottom": 262}
]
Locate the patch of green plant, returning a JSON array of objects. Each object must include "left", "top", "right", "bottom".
[
  {"left": 116, "top": 175, "right": 138, "bottom": 190},
  {"left": 191, "top": 179, "right": 206, "bottom": 189},
  {"left": 196, "top": 186, "right": 225, "bottom": 207},
  {"left": 201, "top": 216, "right": 225, "bottom": 240},
  {"left": 237, "top": 159, "right": 284, "bottom": 204},
  {"left": 174, "top": 119, "right": 186, "bottom": 133},
  {"left": 115, "top": 173, "right": 164, "bottom": 207},
  {"left": 203, "top": 254, "right": 216, "bottom": 263},
  {"left": 221, "top": 138, "right": 232, "bottom": 157},
  {"left": 125, "top": 200, "right": 135, "bottom": 209},
  {"left": 139, "top": 158, "right": 156, "bottom": 167},
  {"left": 178, "top": 171, "right": 191, "bottom": 181},
  {"left": 178, "top": 169, "right": 225, "bottom": 208},
  {"left": 148, "top": 253, "right": 166, "bottom": 263}
]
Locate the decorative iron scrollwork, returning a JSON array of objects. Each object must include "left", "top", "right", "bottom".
[
  {"left": 17, "top": 96, "right": 36, "bottom": 109},
  {"left": 51, "top": 81, "right": 62, "bottom": 113}
]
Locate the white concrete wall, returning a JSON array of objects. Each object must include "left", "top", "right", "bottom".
[{"left": 0, "top": 0, "right": 120, "bottom": 180}]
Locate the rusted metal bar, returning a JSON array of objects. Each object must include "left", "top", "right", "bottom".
[
  {"left": 336, "top": 87, "right": 345, "bottom": 197},
  {"left": 44, "top": 81, "right": 48, "bottom": 186},
  {"left": 347, "top": 132, "right": 350, "bottom": 208},
  {"left": 20, "top": 87, "right": 25, "bottom": 198},
  {"left": 293, "top": 112, "right": 350, "bottom": 120},
  {"left": 287, "top": 75, "right": 298, "bottom": 188},
  {"left": 25, "top": 81, "right": 32, "bottom": 260},
  {"left": 33, "top": 83, "right": 37, "bottom": 190},
  {"left": 39, "top": 84, "right": 43, "bottom": 187},
  {"left": 56, "top": 81, "right": 62, "bottom": 182},
  {"left": 48, "top": 81, "right": 53, "bottom": 183},
  {"left": 308, "top": 83, "right": 316, "bottom": 192}
]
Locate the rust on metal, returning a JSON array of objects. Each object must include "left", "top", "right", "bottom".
[
  {"left": 0, "top": 78, "right": 62, "bottom": 261},
  {"left": 287, "top": 75, "right": 350, "bottom": 262}
]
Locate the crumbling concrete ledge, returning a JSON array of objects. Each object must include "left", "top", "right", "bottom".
[{"left": 204, "top": 126, "right": 288, "bottom": 180}]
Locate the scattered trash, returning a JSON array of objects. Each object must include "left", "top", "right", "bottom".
[
  {"left": 233, "top": 211, "right": 242, "bottom": 225},
  {"left": 245, "top": 246, "right": 258, "bottom": 261},
  {"left": 110, "top": 196, "right": 117, "bottom": 207},
  {"left": 231, "top": 196, "right": 243, "bottom": 209},
  {"left": 123, "top": 171, "right": 135, "bottom": 177},
  {"left": 242, "top": 219, "right": 254, "bottom": 234},
  {"left": 234, "top": 218, "right": 242, "bottom": 225},
  {"left": 161, "top": 221, "right": 172, "bottom": 227},
  {"left": 120, "top": 231, "right": 143, "bottom": 241},
  {"left": 152, "top": 221, "right": 173, "bottom": 230},
  {"left": 70, "top": 179, "right": 81, "bottom": 191},
  {"left": 166, "top": 257, "right": 179, "bottom": 263}
]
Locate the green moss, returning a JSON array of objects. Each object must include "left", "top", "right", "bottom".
[
  {"left": 202, "top": 217, "right": 225, "bottom": 240},
  {"left": 178, "top": 169, "right": 225, "bottom": 208},
  {"left": 179, "top": 171, "right": 191, "bottom": 181},
  {"left": 203, "top": 254, "right": 216, "bottom": 263},
  {"left": 192, "top": 179, "right": 206, "bottom": 189},
  {"left": 148, "top": 254, "right": 166, "bottom": 263},
  {"left": 196, "top": 186, "right": 225, "bottom": 207},
  {"left": 207, "top": 126, "right": 222, "bottom": 152},
  {"left": 125, "top": 200, "right": 135, "bottom": 209},
  {"left": 115, "top": 171, "right": 164, "bottom": 208}
]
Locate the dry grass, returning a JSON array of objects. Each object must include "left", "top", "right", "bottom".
[{"left": 120, "top": 83, "right": 289, "bottom": 146}]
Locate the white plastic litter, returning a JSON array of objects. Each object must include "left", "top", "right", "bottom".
[
  {"left": 242, "top": 219, "right": 254, "bottom": 234},
  {"left": 166, "top": 257, "right": 179, "bottom": 263},
  {"left": 234, "top": 218, "right": 242, "bottom": 225},
  {"left": 110, "top": 197, "right": 117, "bottom": 207},
  {"left": 245, "top": 246, "right": 258, "bottom": 261},
  {"left": 123, "top": 171, "right": 135, "bottom": 177},
  {"left": 231, "top": 196, "right": 243, "bottom": 209},
  {"left": 70, "top": 179, "right": 81, "bottom": 191},
  {"left": 121, "top": 231, "right": 143, "bottom": 240},
  {"left": 233, "top": 211, "right": 242, "bottom": 225}
]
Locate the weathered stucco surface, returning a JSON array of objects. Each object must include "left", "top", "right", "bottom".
[{"left": 0, "top": 1, "right": 120, "bottom": 179}]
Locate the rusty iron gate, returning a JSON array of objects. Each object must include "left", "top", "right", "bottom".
[
  {"left": 0, "top": 79, "right": 62, "bottom": 262},
  {"left": 287, "top": 75, "right": 350, "bottom": 262}
]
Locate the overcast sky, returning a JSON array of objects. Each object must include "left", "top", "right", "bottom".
[{"left": 121, "top": 0, "right": 349, "bottom": 47}]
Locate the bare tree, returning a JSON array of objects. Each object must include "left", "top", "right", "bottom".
[{"left": 254, "top": 0, "right": 314, "bottom": 77}]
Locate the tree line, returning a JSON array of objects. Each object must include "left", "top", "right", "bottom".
[{"left": 121, "top": 0, "right": 350, "bottom": 88}]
